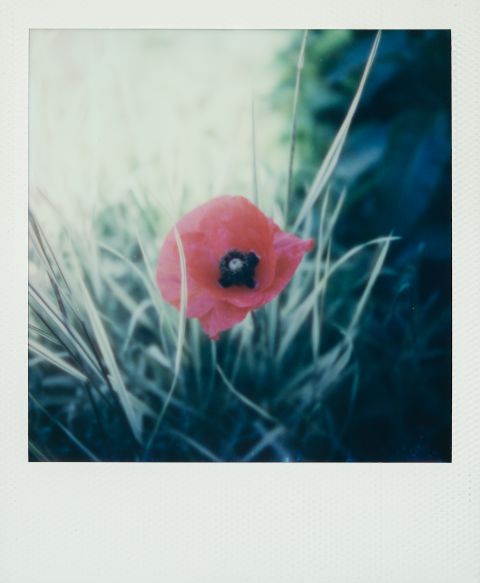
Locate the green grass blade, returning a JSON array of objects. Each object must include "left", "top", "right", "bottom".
[
  {"left": 98, "top": 240, "right": 173, "bottom": 340},
  {"left": 321, "top": 187, "right": 347, "bottom": 256},
  {"left": 29, "top": 395, "right": 100, "bottom": 461},
  {"left": 145, "top": 344, "right": 173, "bottom": 371},
  {"left": 29, "top": 284, "right": 103, "bottom": 378},
  {"left": 121, "top": 299, "right": 154, "bottom": 353},
  {"left": 242, "top": 426, "right": 285, "bottom": 462},
  {"left": 217, "top": 365, "right": 278, "bottom": 424},
  {"left": 168, "top": 429, "right": 222, "bottom": 462},
  {"left": 172, "top": 226, "right": 188, "bottom": 377},
  {"left": 28, "top": 440, "right": 51, "bottom": 462},
  {"left": 285, "top": 29, "right": 309, "bottom": 225},
  {"left": 29, "top": 339, "right": 88, "bottom": 383},
  {"left": 251, "top": 95, "right": 259, "bottom": 207},
  {"left": 293, "top": 31, "right": 381, "bottom": 232},
  {"left": 278, "top": 234, "right": 398, "bottom": 358},
  {"left": 144, "top": 226, "right": 188, "bottom": 454},
  {"left": 67, "top": 243, "right": 143, "bottom": 443},
  {"left": 347, "top": 235, "right": 393, "bottom": 335}
]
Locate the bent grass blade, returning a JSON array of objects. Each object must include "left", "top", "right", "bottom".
[
  {"left": 278, "top": 234, "right": 398, "bottom": 359},
  {"left": 347, "top": 235, "right": 393, "bottom": 336},
  {"left": 217, "top": 365, "right": 278, "bottom": 425}
]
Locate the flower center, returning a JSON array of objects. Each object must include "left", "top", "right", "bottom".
[
  {"left": 218, "top": 250, "right": 259, "bottom": 289},
  {"left": 228, "top": 258, "right": 243, "bottom": 272}
]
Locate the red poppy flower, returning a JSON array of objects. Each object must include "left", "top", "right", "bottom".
[{"left": 157, "top": 195, "right": 314, "bottom": 340}]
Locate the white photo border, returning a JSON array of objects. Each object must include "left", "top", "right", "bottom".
[{"left": 2, "top": 1, "right": 479, "bottom": 581}]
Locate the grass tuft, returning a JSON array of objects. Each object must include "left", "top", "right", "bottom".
[{"left": 28, "top": 30, "right": 404, "bottom": 462}]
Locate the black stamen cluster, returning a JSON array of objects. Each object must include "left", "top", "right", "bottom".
[{"left": 218, "top": 250, "right": 259, "bottom": 289}]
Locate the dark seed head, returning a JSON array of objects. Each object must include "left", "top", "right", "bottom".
[{"left": 218, "top": 250, "right": 259, "bottom": 289}]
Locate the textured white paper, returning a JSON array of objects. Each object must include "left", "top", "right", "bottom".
[{"left": 1, "top": 0, "right": 479, "bottom": 582}]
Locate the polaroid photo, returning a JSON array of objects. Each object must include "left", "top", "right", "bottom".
[{"left": 2, "top": 1, "right": 479, "bottom": 581}]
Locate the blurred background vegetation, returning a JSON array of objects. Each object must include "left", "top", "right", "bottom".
[
  {"left": 275, "top": 30, "right": 451, "bottom": 460},
  {"left": 28, "top": 30, "right": 451, "bottom": 462}
]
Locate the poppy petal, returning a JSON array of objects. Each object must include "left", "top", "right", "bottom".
[
  {"left": 224, "top": 223, "right": 313, "bottom": 309},
  {"left": 198, "top": 302, "right": 250, "bottom": 340},
  {"left": 199, "top": 196, "right": 278, "bottom": 290},
  {"left": 265, "top": 229, "right": 314, "bottom": 301},
  {"left": 156, "top": 195, "right": 314, "bottom": 339},
  {"left": 157, "top": 231, "right": 217, "bottom": 318}
]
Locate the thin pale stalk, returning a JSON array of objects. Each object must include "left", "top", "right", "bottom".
[
  {"left": 144, "top": 226, "right": 187, "bottom": 457},
  {"left": 293, "top": 31, "right": 381, "bottom": 232},
  {"left": 251, "top": 95, "right": 259, "bottom": 207},
  {"left": 285, "top": 30, "right": 308, "bottom": 225}
]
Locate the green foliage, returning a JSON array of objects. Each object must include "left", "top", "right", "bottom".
[
  {"left": 28, "top": 31, "right": 451, "bottom": 462},
  {"left": 277, "top": 30, "right": 451, "bottom": 248},
  {"left": 275, "top": 30, "right": 451, "bottom": 461}
]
